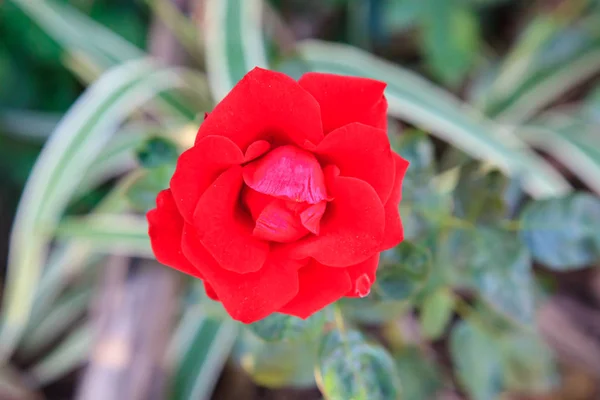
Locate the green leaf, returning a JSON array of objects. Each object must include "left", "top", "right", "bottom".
[
  {"left": 395, "top": 346, "right": 443, "bottom": 400},
  {"left": 19, "top": 288, "right": 92, "bottom": 358},
  {"left": 382, "top": 0, "right": 420, "bottom": 34},
  {"left": 126, "top": 165, "right": 175, "bottom": 212},
  {"left": 450, "top": 320, "right": 503, "bottom": 400},
  {"left": 296, "top": 40, "right": 571, "bottom": 198},
  {"left": 28, "top": 323, "right": 93, "bottom": 386},
  {"left": 204, "top": 0, "right": 268, "bottom": 101},
  {"left": 247, "top": 312, "right": 326, "bottom": 342},
  {"left": 499, "top": 333, "right": 558, "bottom": 394},
  {"left": 317, "top": 329, "right": 401, "bottom": 400},
  {"left": 471, "top": 228, "right": 534, "bottom": 325},
  {"left": 454, "top": 162, "right": 507, "bottom": 224},
  {"left": 520, "top": 193, "right": 600, "bottom": 270},
  {"left": 237, "top": 329, "right": 318, "bottom": 388},
  {"left": 483, "top": 20, "right": 600, "bottom": 122},
  {"left": 136, "top": 136, "right": 180, "bottom": 169},
  {"left": 521, "top": 112, "right": 600, "bottom": 195},
  {"left": 420, "top": 288, "right": 455, "bottom": 340},
  {"left": 54, "top": 214, "right": 151, "bottom": 258},
  {"left": 375, "top": 241, "right": 432, "bottom": 301},
  {"left": 393, "top": 131, "right": 449, "bottom": 239},
  {"left": 169, "top": 307, "right": 238, "bottom": 400},
  {"left": 12, "top": 0, "right": 199, "bottom": 119},
  {"left": 420, "top": 0, "right": 480, "bottom": 85}
]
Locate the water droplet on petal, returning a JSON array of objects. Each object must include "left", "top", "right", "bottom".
[{"left": 355, "top": 274, "right": 371, "bottom": 298}]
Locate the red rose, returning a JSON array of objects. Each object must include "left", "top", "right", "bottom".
[{"left": 147, "top": 68, "right": 408, "bottom": 323}]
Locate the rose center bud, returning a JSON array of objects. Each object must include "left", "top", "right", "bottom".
[{"left": 241, "top": 145, "right": 330, "bottom": 243}]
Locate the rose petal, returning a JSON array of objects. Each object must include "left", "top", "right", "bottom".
[
  {"left": 242, "top": 187, "right": 274, "bottom": 221},
  {"left": 204, "top": 282, "right": 219, "bottom": 300},
  {"left": 147, "top": 189, "right": 203, "bottom": 279},
  {"left": 284, "top": 167, "right": 385, "bottom": 266},
  {"left": 300, "top": 201, "right": 327, "bottom": 235},
  {"left": 316, "top": 122, "right": 395, "bottom": 202},
  {"left": 380, "top": 153, "right": 409, "bottom": 250},
  {"left": 345, "top": 254, "right": 380, "bottom": 298},
  {"left": 243, "top": 145, "right": 328, "bottom": 204},
  {"left": 196, "top": 67, "right": 323, "bottom": 149},
  {"left": 170, "top": 135, "right": 244, "bottom": 222},
  {"left": 244, "top": 140, "right": 271, "bottom": 162},
  {"left": 182, "top": 225, "right": 301, "bottom": 323},
  {"left": 253, "top": 199, "right": 309, "bottom": 243},
  {"left": 279, "top": 260, "right": 352, "bottom": 319},
  {"left": 193, "top": 166, "right": 269, "bottom": 273},
  {"left": 299, "top": 72, "right": 387, "bottom": 133}
]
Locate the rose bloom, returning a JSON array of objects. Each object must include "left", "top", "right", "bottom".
[{"left": 147, "top": 68, "right": 408, "bottom": 323}]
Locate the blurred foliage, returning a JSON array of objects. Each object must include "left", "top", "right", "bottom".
[{"left": 1, "top": 0, "right": 600, "bottom": 399}]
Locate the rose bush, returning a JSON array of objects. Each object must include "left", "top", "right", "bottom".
[{"left": 147, "top": 68, "right": 409, "bottom": 323}]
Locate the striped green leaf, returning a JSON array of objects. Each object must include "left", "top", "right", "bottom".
[
  {"left": 296, "top": 40, "right": 570, "bottom": 199},
  {"left": 54, "top": 215, "right": 152, "bottom": 257},
  {"left": 480, "top": 16, "right": 600, "bottom": 122},
  {"left": 168, "top": 303, "right": 238, "bottom": 400},
  {"left": 521, "top": 112, "right": 600, "bottom": 195},
  {"left": 204, "top": 0, "right": 269, "bottom": 100},
  {"left": 0, "top": 61, "right": 203, "bottom": 361}
]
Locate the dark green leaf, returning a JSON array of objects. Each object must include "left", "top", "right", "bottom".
[
  {"left": 393, "top": 130, "right": 450, "bottom": 239},
  {"left": 382, "top": 0, "right": 421, "bottom": 34},
  {"left": 317, "top": 329, "right": 401, "bottom": 400},
  {"left": 500, "top": 333, "right": 558, "bottom": 394},
  {"left": 421, "top": 0, "right": 479, "bottom": 85},
  {"left": 454, "top": 162, "right": 507, "bottom": 224},
  {"left": 237, "top": 330, "right": 318, "bottom": 388},
  {"left": 395, "top": 346, "right": 443, "bottom": 400},
  {"left": 375, "top": 241, "right": 432, "bottom": 301},
  {"left": 247, "top": 312, "right": 326, "bottom": 342},
  {"left": 520, "top": 193, "right": 600, "bottom": 269},
  {"left": 472, "top": 228, "right": 534, "bottom": 325},
  {"left": 450, "top": 320, "right": 503, "bottom": 400},
  {"left": 125, "top": 165, "right": 175, "bottom": 212},
  {"left": 420, "top": 288, "right": 455, "bottom": 340},
  {"left": 136, "top": 136, "right": 179, "bottom": 169},
  {"left": 171, "top": 316, "right": 237, "bottom": 400}
]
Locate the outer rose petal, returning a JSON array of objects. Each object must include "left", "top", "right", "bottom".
[
  {"left": 279, "top": 261, "right": 352, "bottom": 319},
  {"left": 299, "top": 72, "right": 387, "bottom": 133},
  {"left": 316, "top": 122, "right": 395, "bottom": 203},
  {"left": 182, "top": 225, "right": 301, "bottom": 323},
  {"left": 243, "top": 145, "right": 329, "bottom": 204},
  {"left": 147, "top": 190, "right": 203, "bottom": 279},
  {"left": 380, "top": 153, "right": 410, "bottom": 250},
  {"left": 196, "top": 68, "right": 323, "bottom": 149},
  {"left": 253, "top": 199, "right": 309, "bottom": 243},
  {"left": 345, "top": 254, "right": 380, "bottom": 298},
  {"left": 284, "top": 167, "right": 385, "bottom": 267},
  {"left": 193, "top": 166, "right": 269, "bottom": 274},
  {"left": 170, "top": 135, "right": 244, "bottom": 222},
  {"left": 204, "top": 282, "right": 219, "bottom": 300}
]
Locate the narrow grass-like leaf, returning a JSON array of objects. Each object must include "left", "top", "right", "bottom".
[
  {"left": 169, "top": 305, "right": 238, "bottom": 400},
  {"left": 20, "top": 289, "right": 92, "bottom": 357},
  {"left": 297, "top": 40, "right": 571, "bottom": 198},
  {"left": 27, "top": 324, "right": 92, "bottom": 387},
  {"left": 1, "top": 62, "right": 201, "bottom": 360},
  {"left": 204, "top": 0, "right": 269, "bottom": 101},
  {"left": 520, "top": 112, "right": 600, "bottom": 195},
  {"left": 54, "top": 215, "right": 152, "bottom": 258}
]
